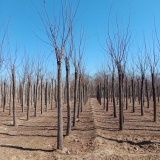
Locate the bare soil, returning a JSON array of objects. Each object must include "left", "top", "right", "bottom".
[{"left": 1, "top": 98, "right": 160, "bottom": 159}]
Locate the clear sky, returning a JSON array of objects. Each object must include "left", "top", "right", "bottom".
[{"left": 0, "top": 0, "right": 160, "bottom": 76}]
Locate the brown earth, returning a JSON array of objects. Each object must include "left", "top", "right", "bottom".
[{"left": 1, "top": 98, "right": 160, "bottom": 160}]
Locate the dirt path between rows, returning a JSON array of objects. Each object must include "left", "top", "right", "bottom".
[
  {"left": 91, "top": 98, "right": 160, "bottom": 159},
  {"left": 1, "top": 98, "right": 160, "bottom": 159}
]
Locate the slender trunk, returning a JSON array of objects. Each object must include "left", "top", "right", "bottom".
[
  {"left": 141, "top": 74, "right": 144, "bottom": 116},
  {"left": 45, "top": 80, "right": 48, "bottom": 112},
  {"left": 83, "top": 84, "right": 85, "bottom": 105},
  {"left": 128, "top": 85, "right": 131, "bottom": 103},
  {"left": 145, "top": 79, "right": 149, "bottom": 108},
  {"left": 96, "top": 85, "right": 99, "bottom": 103},
  {"left": 51, "top": 79, "right": 54, "bottom": 110},
  {"left": 27, "top": 76, "right": 31, "bottom": 121},
  {"left": 73, "top": 68, "right": 78, "bottom": 127},
  {"left": 125, "top": 78, "right": 128, "bottom": 110},
  {"left": 66, "top": 59, "right": 71, "bottom": 136},
  {"left": 106, "top": 77, "right": 109, "bottom": 112},
  {"left": 9, "top": 82, "right": 12, "bottom": 115},
  {"left": 112, "top": 73, "right": 116, "bottom": 117},
  {"left": 81, "top": 84, "right": 83, "bottom": 112},
  {"left": 21, "top": 81, "right": 25, "bottom": 112},
  {"left": 57, "top": 61, "right": 63, "bottom": 150},
  {"left": 118, "top": 65, "right": 123, "bottom": 130},
  {"left": 54, "top": 80, "right": 57, "bottom": 108},
  {"left": 3, "top": 81, "right": 6, "bottom": 112},
  {"left": 77, "top": 75, "right": 81, "bottom": 118},
  {"left": 152, "top": 73, "right": 156, "bottom": 122},
  {"left": 99, "top": 83, "right": 102, "bottom": 105},
  {"left": 103, "top": 78, "right": 106, "bottom": 110},
  {"left": 12, "top": 67, "right": 16, "bottom": 126},
  {"left": 41, "top": 76, "right": 43, "bottom": 114},
  {"left": 132, "top": 78, "right": 135, "bottom": 113},
  {"left": 157, "top": 86, "right": 159, "bottom": 102},
  {"left": 34, "top": 75, "right": 39, "bottom": 117},
  {"left": 1, "top": 83, "right": 2, "bottom": 109},
  {"left": 137, "top": 79, "right": 140, "bottom": 105},
  {"left": 31, "top": 85, "right": 33, "bottom": 107}
]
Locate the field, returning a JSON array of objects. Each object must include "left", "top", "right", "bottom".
[{"left": 0, "top": 98, "right": 160, "bottom": 160}]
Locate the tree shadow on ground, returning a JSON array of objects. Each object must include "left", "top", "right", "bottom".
[
  {"left": 0, "top": 132, "right": 57, "bottom": 138},
  {"left": 125, "top": 128, "right": 160, "bottom": 132},
  {"left": 0, "top": 145, "right": 55, "bottom": 152},
  {"left": 97, "top": 134, "right": 160, "bottom": 146},
  {"left": 72, "top": 127, "right": 95, "bottom": 131}
]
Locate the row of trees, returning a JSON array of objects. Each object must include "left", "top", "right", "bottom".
[
  {"left": 94, "top": 17, "right": 160, "bottom": 131},
  {"left": 0, "top": 0, "right": 90, "bottom": 150},
  {"left": 2, "top": 0, "right": 160, "bottom": 151},
  {"left": 0, "top": 53, "right": 89, "bottom": 148}
]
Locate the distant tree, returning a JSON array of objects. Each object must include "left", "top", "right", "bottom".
[
  {"left": 147, "top": 32, "right": 160, "bottom": 122},
  {"left": 71, "top": 31, "right": 84, "bottom": 126},
  {"left": 137, "top": 44, "right": 148, "bottom": 116}
]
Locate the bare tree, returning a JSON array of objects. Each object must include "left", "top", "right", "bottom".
[
  {"left": 147, "top": 32, "right": 160, "bottom": 122},
  {"left": 71, "top": 30, "right": 85, "bottom": 126},
  {"left": 23, "top": 56, "right": 34, "bottom": 121},
  {"left": 64, "top": 41, "right": 72, "bottom": 136},
  {"left": 27, "top": 75, "right": 32, "bottom": 121},
  {"left": 38, "top": 0, "right": 79, "bottom": 149},
  {"left": 11, "top": 65, "right": 16, "bottom": 126},
  {"left": 7, "top": 47, "right": 19, "bottom": 126},
  {"left": 34, "top": 60, "right": 43, "bottom": 117},
  {"left": 137, "top": 44, "right": 148, "bottom": 116},
  {"left": 105, "top": 16, "right": 131, "bottom": 130}
]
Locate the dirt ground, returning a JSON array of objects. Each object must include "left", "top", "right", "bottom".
[{"left": 1, "top": 98, "right": 160, "bottom": 160}]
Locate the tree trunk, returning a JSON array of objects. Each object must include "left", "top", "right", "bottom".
[
  {"left": 57, "top": 60, "right": 63, "bottom": 150},
  {"left": 12, "top": 67, "right": 16, "bottom": 126},
  {"left": 77, "top": 75, "right": 81, "bottom": 118},
  {"left": 54, "top": 80, "right": 57, "bottom": 108},
  {"left": 81, "top": 84, "right": 83, "bottom": 112},
  {"left": 99, "top": 83, "right": 102, "bottom": 105},
  {"left": 1, "top": 83, "right": 2, "bottom": 109},
  {"left": 118, "top": 65, "right": 123, "bottom": 130},
  {"left": 66, "top": 59, "right": 71, "bottom": 136},
  {"left": 21, "top": 80, "right": 25, "bottom": 112},
  {"left": 106, "top": 76, "right": 109, "bottom": 112},
  {"left": 131, "top": 78, "right": 135, "bottom": 113},
  {"left": 152, "top": 73, "right": 156, "bottom": 122},
  {"left": 3, "top": 81, "right": 6, "bottom": 112},
  {"left": 51, "top": 78, "right": 54, "bottom": 110},
  {"left": 128, "top": 85, "right": 131, "bottom": 103},
  {"left": 41, "top": 76, "right": 43, "bottom": 114},
  {"left": 73, "top": 68, "right": 78, "bottom": 127},
  {"left": 145, "top": 79, "right": 149, "bottom": 108},
  {"left": 9, "top": 82, "right": 12, "bottom": 115},
  {"left": 137, "top": 79, "right": 140, "bottom": 105},
  {"left": 103, "top": 78, "right": 106, "bottom": 110},
  {"left": 125, "top": 78, "right": 128, "bottom": 110},
  {"left": 45, "top": 80, "right": 48, "bottom": 112},
  {"left": 27, "top": 76, "right": 31, "bottom": 121},
  {"left": 141, "top": 74, "right": 145, "bottom": 116},
  {"left": 112, "top": 73, "right": 116, "bottom": 117},
  {"left": 34, "top": 75, "right": 39, "bottom": 117}
]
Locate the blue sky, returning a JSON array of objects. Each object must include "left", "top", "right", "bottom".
[{"left": 0, "top": 0, "right": 160, "bottom": 76}]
